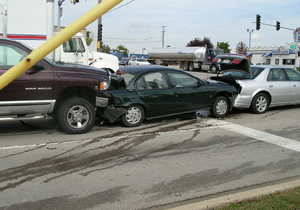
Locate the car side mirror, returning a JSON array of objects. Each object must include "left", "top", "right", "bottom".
[
  {"left": 25, "top": 62, "right": 44, "bottom": 75},
  {"left": 31, "top": 61, "right": 44, "bottom": 70}
]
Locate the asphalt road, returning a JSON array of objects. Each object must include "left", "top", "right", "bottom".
[{"left": 1, "top": 71, "right": 300, "bottom": 210}]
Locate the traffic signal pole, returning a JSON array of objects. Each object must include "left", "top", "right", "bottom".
[
  {"left": 0, "top": 0, "right": 123, "bottom": 90},
  {"left": 97, "top": 0, "right": 103, "bottom": 52}
]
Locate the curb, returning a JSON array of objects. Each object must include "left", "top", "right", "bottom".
[{"left": 167, "top": 178, "right": 300, "bottom": 210}]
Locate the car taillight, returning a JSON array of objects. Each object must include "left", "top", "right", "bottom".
[
  {"left": 232, "top": 59, "right": 241, "bottom": 64},
  {"left": 212, "top": 58, "right": 218, "bottom": 62}
]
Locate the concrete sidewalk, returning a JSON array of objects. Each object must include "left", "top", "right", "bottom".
[{"left": 167, "top": 178, "right": 300, "bottom": 210}]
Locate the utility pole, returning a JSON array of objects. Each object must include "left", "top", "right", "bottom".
[
  {"left": 247, "top": 29, "right": 254, "bottom": 48},
  {"left": 162, "top": 26, "right": 166, "bottom": 48},
  {"left": 57, "top": 0, "right": 65, "bottom": 32},
  {"left": 97, "top": 0, "right": 103, "bottom": 52}
]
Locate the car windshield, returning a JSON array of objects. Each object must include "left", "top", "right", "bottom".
[
  {"left": 222, "top": 66, "right": 264, "bottom": 79},
  {"left": 137, "top": 59, "right": 147, "bottom": 62}
]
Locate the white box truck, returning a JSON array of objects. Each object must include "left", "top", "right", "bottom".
[{"left": 0, "top": 0, "right": 118, "bottom": 73}]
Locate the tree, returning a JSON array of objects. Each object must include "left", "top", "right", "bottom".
[
  {"left": 85, "top": 37, "right": 93, "bottom": 46},
  {"left": 236, "top": 41, "right": 248, "bottom": 55},
  {"left": 186, "top": 37, "right": 214, "bottom": 49},
  {"left": 114, "top": 45, "right": 129, "bottom": 56},
  {"left": 102, "top": 44, "right": 111, "bottom": 53},
  {"left": 85, "top": 32, "right": 93, "bottom": 46},
  {"left": 217, "top": 42, "right": 231, "bottom": 53}
]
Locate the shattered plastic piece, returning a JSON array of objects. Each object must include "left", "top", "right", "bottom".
[{"left": 47, "top": 147, "right": 57, "bottom": 150}]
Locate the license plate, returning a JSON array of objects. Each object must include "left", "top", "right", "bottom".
[{"left": 223, "top": 59, "right": 230, "bottom": 63}]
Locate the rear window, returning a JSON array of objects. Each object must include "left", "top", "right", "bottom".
[
  {"left": 222, "top": 67, "right": 264, "bottom": 79},
  {"left": 121, "top": 73, "right": 135, "bottom": 86},
  {"left": 250, "top": 67, "right": 264, "bottom": 78}
]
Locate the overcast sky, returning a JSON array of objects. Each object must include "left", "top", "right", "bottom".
[{"left": 56, "top": 0, "right": 300, "bottom": 54}]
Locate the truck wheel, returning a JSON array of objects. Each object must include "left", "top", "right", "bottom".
[
  {"left": 57, "top": 97, "right": 95, "bottom": 134},
  {"left": 211, "top": 96, "right": 229, "bottom": 118},
  {"left": 189, "top": 63, "right": 194, "bottom": 71},
  {"left": 210, "top": 65, "right": 218, "bottom": 74},
  {"left": 182, "top": 63, "right": 189, "bottom": 71},
  {"left": 121, "top": 105, "right": 144, "bottom": 127},
  {"left": 250, "top": 93, "right": 269, "bottom": 114}
]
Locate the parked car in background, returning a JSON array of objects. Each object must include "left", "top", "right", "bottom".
[
  {"left": 210, "top": 54, "right": 300, "bottom": 114},
  {"left": 102, "top": 65, "right": 237, "bottom": 127},
  {"left": 128, "top": 58, "right": 150, "bottom": 65},
  {"left": 119, "top": 59, "right": 127, "bottom": 66}
]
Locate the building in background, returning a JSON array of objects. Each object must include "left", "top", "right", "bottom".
[{"left": 247, "top": 43, "right": 299, "bottom": 67}]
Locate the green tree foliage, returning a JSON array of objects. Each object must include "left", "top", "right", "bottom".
[
  {"left": 114, "top": 45, "right": 129, "bottom": 56},
  {"left": 217, "top": 42, "right": 231, "bottom": 53},
  {"left": 102, "top": 44, "right": 111, "bottom": 53},
  {"left": 85, "top": 37, "right": 93, "bottom": 46},
  {"left": 236, "top": 41, "right": 248, "bottom": 55},
  {"left": 187, "top": 37, "right": 214, "bottom": 49}
]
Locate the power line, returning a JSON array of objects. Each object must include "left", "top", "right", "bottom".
[
  {"left": 103, "top": 37, "right": 161, "bottom": 41},
  {"left": 107, "top": 0, "right": 135, "bottom": 13}
]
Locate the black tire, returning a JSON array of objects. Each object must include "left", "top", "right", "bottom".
[
  {"left": 211, "top": 96, "right": 229, "bottom": 118},
  {"left": 189, "top": 63, "right": 194, "bottom": 71},
  {"left": 121, "top": 105, "right": 145, "bottom": 127},
  {"left": 57, "top": 97, "right": 95, "bottom": 134},
  {"left": 210, "top": 65, "right": 218, "bottom": 74},
  {"left": 250, "top": 93, "right": 269, "bottom": 114},
  {"left": 182, "top": 63, "right": 189, "bottom": 71}
]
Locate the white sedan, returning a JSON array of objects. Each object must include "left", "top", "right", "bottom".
[
  {"left": 128, "top": 58, "right": 150, "bottom": 65},
  {"left": 211, "top": 54, "right": 300, "bottom": 114}
]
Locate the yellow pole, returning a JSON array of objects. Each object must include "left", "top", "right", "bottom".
[{"left": 0, "top": 0, "right": 123, "bottom": 90}]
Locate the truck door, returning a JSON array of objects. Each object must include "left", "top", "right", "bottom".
[
  {"left": 0, "top": 42, "right": 54, "bottom": 102},
  {"left": 60, "top": 36, "right": 88, "bottom": 65}
]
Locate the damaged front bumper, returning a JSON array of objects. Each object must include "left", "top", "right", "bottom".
[{"left": 103, "top": 106, "right": 127, "bottom": 123}]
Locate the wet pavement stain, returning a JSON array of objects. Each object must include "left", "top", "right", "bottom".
[
  {"left": 0, "top": 186, "right": 126, "bottom": 210},
  {"left": 0, "top": 118, "right": 203, "bottom": 192}
]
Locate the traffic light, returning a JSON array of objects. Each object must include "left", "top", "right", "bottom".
[
  {"left": 256, "top": 14, "right": 261, "bottom": 30},
  {"left": 276, "top": 21, "right": 280, "bottom": 31},
  {"left": 98, "top": 24, "right": 103, "bottom": 41},
  {"left": 72, "top": 0, "right": 79, "bottom": 4}
]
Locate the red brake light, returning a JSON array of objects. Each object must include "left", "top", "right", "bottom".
[
  {"left": 232, "top": 59, "right": 241, "bottom": 64},
  {"left": 212, "top": 58, "right": 218, "bottom": 63}
]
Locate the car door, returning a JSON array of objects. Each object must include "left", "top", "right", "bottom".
[
  {"left": 165, "top": 70, "right": 208, "bottom": 112},
  {"left": 284, "top": 68, "right": 300, "bottom": 103},
  {"left": 266, "top": 68, "right": 291, "bottom": 105},
  {"left": 0, "top": 41, "right": 54, "bottom": 114},
  {"left": 134, "top": 71, "right": 175, "bottom": 117}
]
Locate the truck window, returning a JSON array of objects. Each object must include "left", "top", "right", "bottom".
[
  {"left": 63, "top": 37, "right": 85, "bottom": 53},
  {"left": 0, "top": 43, "right": 29, "bottom": 69}
]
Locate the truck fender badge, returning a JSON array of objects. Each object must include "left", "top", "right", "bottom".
[{"left": 25, "top": 87, "right": 52, "bottom": 90}]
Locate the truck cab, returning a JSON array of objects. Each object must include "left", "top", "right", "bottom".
[{"left": 55, "top": 33, "right": 119, "bottom": 73}]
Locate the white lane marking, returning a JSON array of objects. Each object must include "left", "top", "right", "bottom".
[{"left": 206, "top": 119, "right": 300, "bottom": 152}]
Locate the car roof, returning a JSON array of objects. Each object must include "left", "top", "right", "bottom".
[
  {"left": 251, "top": 65, "right": 295, "bottom": 69},
  {"left": 119, "top": 65, "right": 180, "bottom": 75}
]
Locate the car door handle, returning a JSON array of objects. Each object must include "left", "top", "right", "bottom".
[
  {"left": 175, "top": 92, "right": 183, "bottom": 97},
  {"left": 269, "top": 85, "right": 273, "bottom": 87},
  {"left": 293, "top": 85, "right": 297, "bottom": 87},
  {"left": 143, "top": 95, "right": 151, "bottom": 98}
]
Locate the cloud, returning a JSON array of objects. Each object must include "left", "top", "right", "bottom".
[{"left": 57, "top": 0, "right": 300, "bottom": 54}]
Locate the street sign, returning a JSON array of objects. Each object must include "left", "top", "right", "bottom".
[
  {"left": 293, "top": 29, "right": 300, "bottom": 42},
  {"left": 290, "top": 45, "right": 296, "bottom": 50}
]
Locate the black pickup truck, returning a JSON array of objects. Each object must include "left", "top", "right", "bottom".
[{"left": 0, "top": 39, "right": 113, "bottom": 134}]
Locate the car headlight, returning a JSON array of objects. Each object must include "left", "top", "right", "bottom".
[{"left": 100, "top": 80, "right": 110, "bottom": 90}]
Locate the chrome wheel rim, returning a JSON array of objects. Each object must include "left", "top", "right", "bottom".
[
  {"left": 216, "top": 99, "right": 228, "bottom": 115},
  {"left": 255, "top": 96, "right": 267, "bottom": 112},
  {"left": 66, "top": 105, "right": 89, "bottom": 129},
  {"left": 126, "top": 107, "right": 142, "bottom": 124}
]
